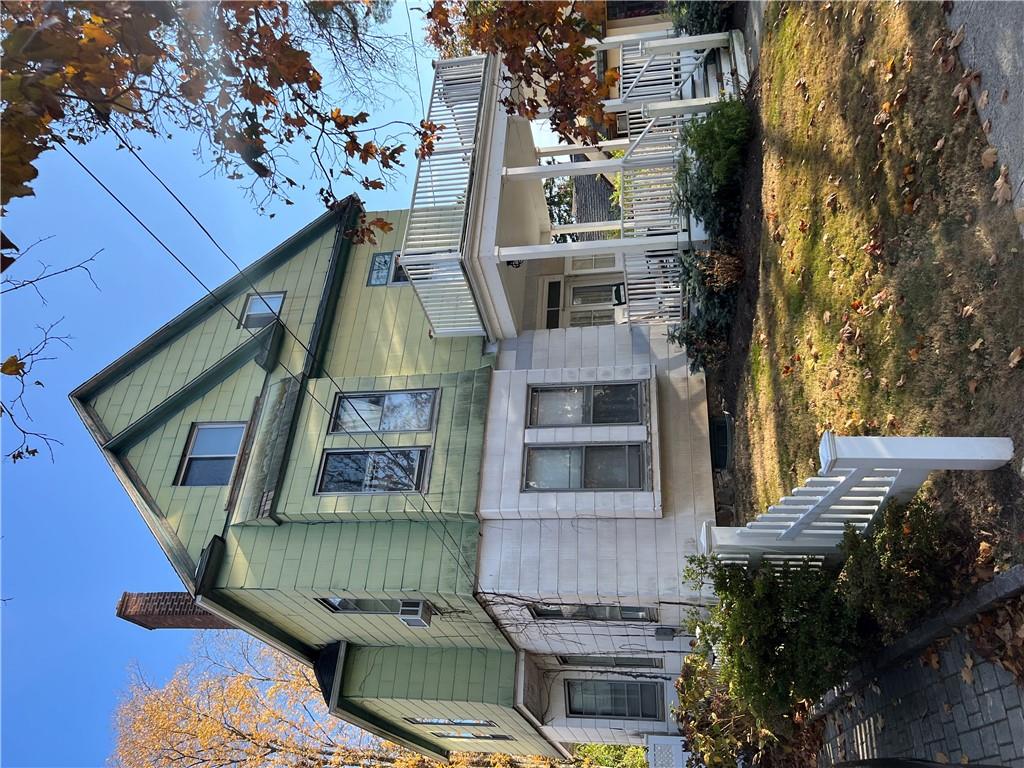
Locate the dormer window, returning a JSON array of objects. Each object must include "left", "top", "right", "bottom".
[{"left": 240, "top": 292, "right": 285, "bottom": 329}]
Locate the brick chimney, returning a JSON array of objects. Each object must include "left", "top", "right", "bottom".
[{"left": 116, "top": 591, "right": 236, "bottom": 630}]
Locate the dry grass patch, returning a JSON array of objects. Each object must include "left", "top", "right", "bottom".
[{"left": 733, "top": 0, "right": 1024, "bottom": 568}]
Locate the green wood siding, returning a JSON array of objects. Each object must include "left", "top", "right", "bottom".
[
  {"left": 89, "top": 222, "right": 338, "bottom": 435},
  {"left": 123, "top": 360, "right": 266, "bottom": 564},
  {"left": 340, "top": 647, "right": 557, "bottom": 758}
]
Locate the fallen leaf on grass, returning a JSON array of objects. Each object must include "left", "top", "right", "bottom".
[
  {"left": 823, "top": 310, "right": 832, "bottom": 324},
  {"left": 896, "top": 374, "right": 906, "bottom": 388},
  {"left": 931, "top": 36, "right": 946, "bottom": 56},
  {"left": 908, "top": 347, "right": 921, "bottom": 362},
  {"left": 1010, "top": 346, "right": 1023, "bottom": 368},
  {"left": 952, "top": 79, "right": 971, "bottom": 105},
  {"left": 826, "top": 192, "right": 839, "bottom": 212},
  {"left": 885, "top": 55, "right": 896, "bottom": 82},
  {"left": 967, "top": 379, "right": 978, "bottom": 394},
  {"left": 981, "top": 147, "right": 998, "bottom": 169},
  {"left": 961, "top": 304, "right": 975, "bottom": 318},
  {"left": 969, "top": 337, "right": 984, "bottom": 352},
  {"left": 949, "top": 24, "right": 966, "bottom": 48},
  {"left": 983, "top": 118, "right": 992, "bottom": 134},
  {"left": 933, "top": 136, "right": 946, "bottom": 152},
  {"left": 939, "top": 53, "right": 956, "bottom": 74},
  {"left": 992, "top": 165, "right": 1013, "bottom": 206}
]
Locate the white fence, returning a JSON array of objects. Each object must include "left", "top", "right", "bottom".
[{"left": 700, "top": 432, "right": 1014, "bottom": 568}]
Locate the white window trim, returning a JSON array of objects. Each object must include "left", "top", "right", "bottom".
[
  {"left": 527, "top": 381, "right": 646, "bottom": 428},
  {"left": 563, "top": 678, "right": 666, "bottom": 721},
  {"left": 564, "top": 253, "right": 623, "bottom": 276},
  {"left": 521, "top": 443, "right": 650, "bottom": 492},
  {"left": 367, "top": 251, "right": 409, "bottom": 286}
]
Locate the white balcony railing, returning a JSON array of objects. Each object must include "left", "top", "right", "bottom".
[{"left": 399, "top": 56, "right": 489, "bottom": 337}]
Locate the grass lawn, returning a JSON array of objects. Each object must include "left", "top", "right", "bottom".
[{"left": 732, "top": 1, "right": 1024, "bottom": 568}]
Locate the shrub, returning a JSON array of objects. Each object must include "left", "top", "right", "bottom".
[
  {"left": 668, "top": 1, "right": 735, "bottom": 36},
  {"left": 840, "top": 495, "right": 971, "bottom": 643},
  {"left": 699, "top": 250, "right": 744, "bottom": 291},
  {"left": 684, "top": 555, "right": 862, "bottom": 729},
  {"left": 675, "top": 99, "right": 752, "bottom": 240},
  {"left": 668, "top": 249, "right": 738, "bottom": 372},
  {"left": 675, "top": 654, "right": 760, "bottom": 768},
  {"left": 573, "top": 743, "right": 647, "bottom": 768}
]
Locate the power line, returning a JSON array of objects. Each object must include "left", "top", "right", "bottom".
[
  {"left": 404, "top": 0, "right": 426, "bottom": 117},
  {"left": 59, "top": 139, "right": 477, "bottom": 587}
]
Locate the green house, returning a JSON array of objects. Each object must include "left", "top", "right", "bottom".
[{"left": 72, "top": 198, "right": 562, "bottom": 760}]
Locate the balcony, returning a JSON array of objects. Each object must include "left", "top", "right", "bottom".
[{"left": 399, "top": 27, "right": 749, "bottom": 339}]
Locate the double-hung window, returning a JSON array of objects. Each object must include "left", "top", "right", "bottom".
[
  {"left": 565, "top": 680, "right": 664, "bottom": 720},
  {"left": 528, "top": 603, "right": 658, "bottom": 622},
  {"left": 524, "top": 444, "right": 645, "bottom": 490},
  {"left": 317, "top": 448, "right": 426, "bottom": 494},
  {"left": 177, "top": 423, "right": 246, "bottom": 486},
  {"left": 240, "top": 292, "right": 285, "bottom": 329},
  {"left": 367, "top": 251, "right": 408, "bottom": 286},
  {"left": 529, "top": 383, "right": 642, "bottom": 426},
  {"left": 330, "top": 390, "right": 437, "bottom": 433}
]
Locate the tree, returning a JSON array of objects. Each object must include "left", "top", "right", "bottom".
[
  {"left": 0, "top": 0, "right": 438, "bottom": 256},
  {"left": 113, "top": 633, "right": 556, "bottom": 768},
  {"left": 424, "top": 1, "right": 618, "bottom": 145}
]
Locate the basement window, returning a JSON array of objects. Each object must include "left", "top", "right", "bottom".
[
  {"left": 240, "top": 291, "right": 285, "bottom": 329},
  {"left": 177, "top": 422, "right": 246, "bottom": 486}
]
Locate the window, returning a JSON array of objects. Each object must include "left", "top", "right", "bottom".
[
  {"left": 529, "top": 383, "right": 642, "bottom": 426},
  {"left": 240, "top": 292, "right": 285, "bottom": 329},
  {"left": 317, "top": 448, "right": 427, "bottom": 494},
  {"left": 430, "top": 733, "right": 513, "bottom": 741},
  {"left": 540, "top": 278, "right": 562, "bottom": 329},
  {"left": 565, "top": 254, "right": 620, "bottom": 274},
  {"left": 316, "top": 597, "right": 402, "bottom": 614},
  {"left": 523, "top": 444, "right": 645, "bottom": 490},
  {"left": 565, "top": 680, "right": 663, "bottom": 720},
  {"left": 177, "top": 423, "right": 245, "bottom": 486},
  {"left": 558, "top": 656, "right": 663, "bottom": 669},
  {"left": 367, "top": 251, "right": 408, "bottom": 286},
  {"left": 528, "top": 604, "right": 658, "bottom": 622},
  {"left": 567, "top": 282, "right": 623, "bottom": 327},
  {"left": 331, "top": 390, "right": 437, "bottom": 433},
  {"left": 405, "top": 718, "right": 496, "bottom": 727}
]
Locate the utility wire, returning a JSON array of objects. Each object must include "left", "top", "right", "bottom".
[{"left": 59, "top": 139, "right": 477, "bottom": 586}]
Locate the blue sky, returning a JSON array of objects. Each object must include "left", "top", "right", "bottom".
[{"left": 0, "top": 7, "right": 434, "bottom": 767}]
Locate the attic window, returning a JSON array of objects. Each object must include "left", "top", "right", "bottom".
[
  {"left": 240, "top": 292, "right": 285, "bottom": 329},
  {"left": 177, "top": 423, "right": 246, "bottom": 486}
]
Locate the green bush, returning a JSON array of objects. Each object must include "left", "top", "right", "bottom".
[
  {"left": 573, "top": 743, "right": 648, "bottom": 768},
  {"left": 668, "top": 249, "right": 737, "bottom": 372},
  {"left": 668, "top": 1, "right": 735, "bottom": 36},
  {"left": 684, "top": 555, "right": 862, "bottom": 729},
  {"left": 840, "top": 496, "right": 971, "bottom": 643},
  {"left": 675, "top": 654, "right": 760, "bottom": 768},
  {"left": 675, "top": 98, "right": 752, "bottom": 241}
]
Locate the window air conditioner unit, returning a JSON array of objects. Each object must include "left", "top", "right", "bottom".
[{"left": 398, "top": 600, "right": 432, "bottom": 629}]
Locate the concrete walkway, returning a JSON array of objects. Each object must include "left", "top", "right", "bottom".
[{"left": 949, "top": 0, "right": 1024, "bottom": 238}]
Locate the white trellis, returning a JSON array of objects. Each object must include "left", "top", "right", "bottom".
[{"left": 700, "top": 432, "right": 1014, "bottom": 568}]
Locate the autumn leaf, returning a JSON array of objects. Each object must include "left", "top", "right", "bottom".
[
  {"left": 981, "top": 147, "right": 998, "bottom": 169},
  {"left": 933, "top": 136, "right": 946, "bottom": 152},
  {"left": 969, "top": 337, "right": 984, "bottom": 352},
  {"left": 948, "top": 24, "right": 966, "bottom": 49},
  {"left": 992, "top": 165, "right": 1013, "bottom": 206},
  {"left": 977, "top": 89, "right": 989, "bottom": 109},
  {"left": 1, "top": 355, "right": 26, "bottom": 377},
  {"left": 1009, "top": 346, "right": 1023, "bottom": 369}
]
